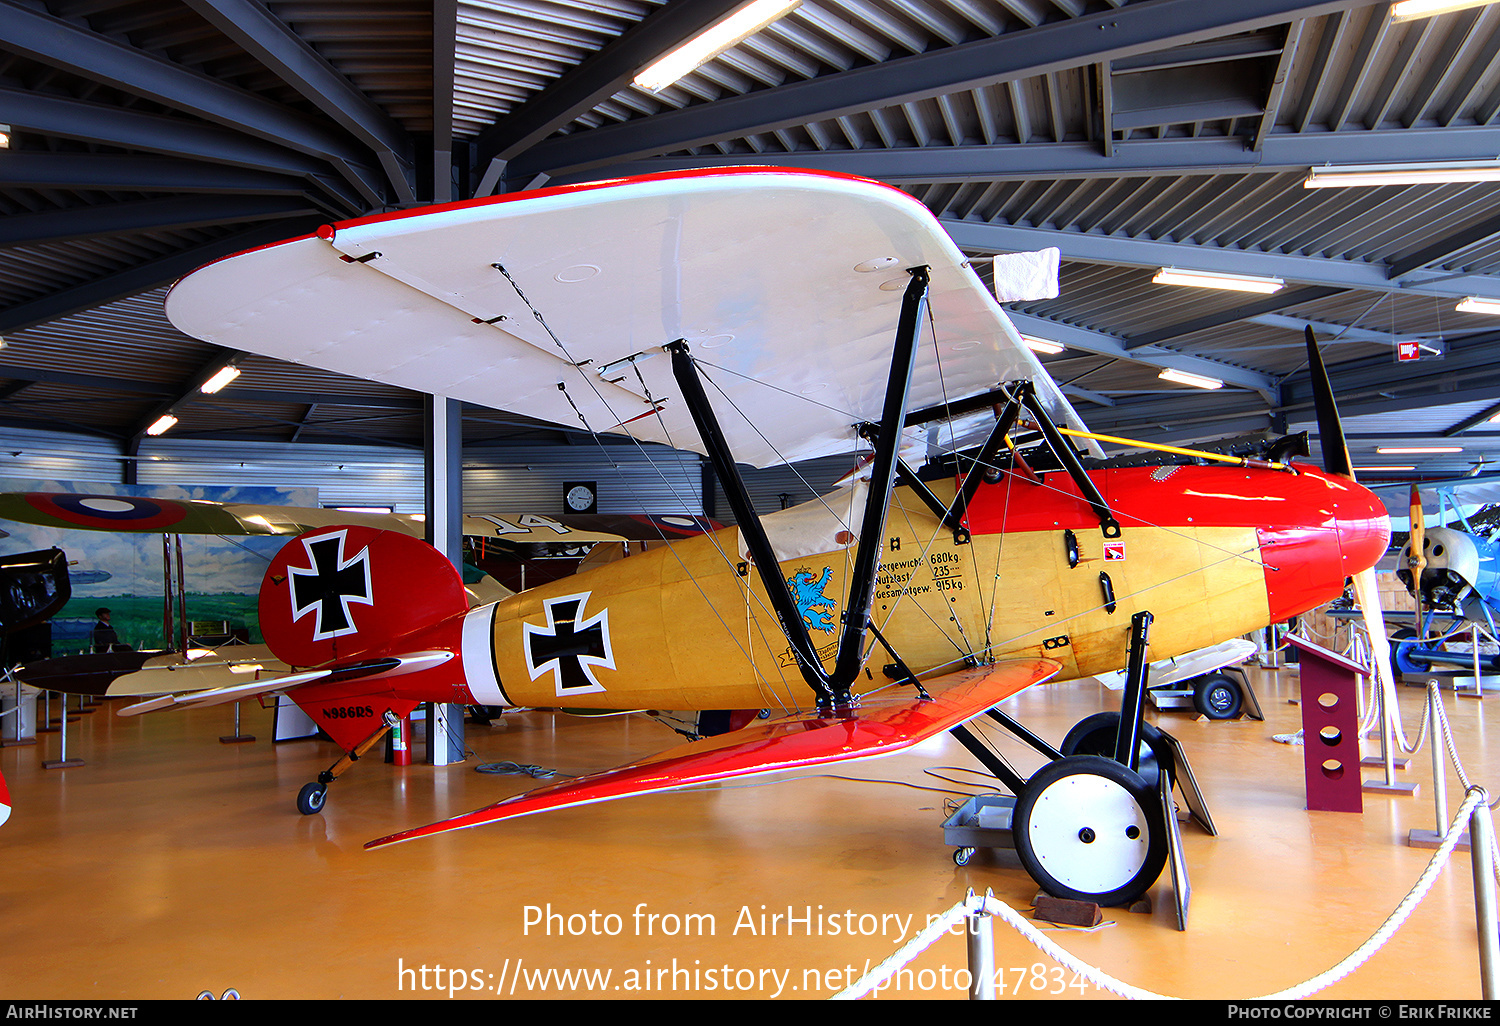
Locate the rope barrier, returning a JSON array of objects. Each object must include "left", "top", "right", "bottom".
[
  {"left": 837, "top": 788, "right": 1487, "bottom": 1000},
  {"left": 836, "top": 676, "right": 1498, "bottom": 1001}
]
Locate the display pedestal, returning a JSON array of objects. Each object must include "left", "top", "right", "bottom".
[{"left": 1287, "top": 637, "right": 1364, "bottom": 813}]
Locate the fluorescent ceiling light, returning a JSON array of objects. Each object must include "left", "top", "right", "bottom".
[
  {"left": 199, "top": 365, "right": 241, "bottom": 394},
  {"left": 1353, "top": 466, "right": 1417, "bottom": 472},
  {"left": 1457, "top": 297, "right": 1500, "bottom": 315},
  {"left": 1152, "top": 268, "right": 1284, "bottom": 294},
  {"left": 1158, "top": 367, "right": 1224, "bottom": 390},
  {"left": 1376, "top": 446, "right": 1463, "bottom": 454},
  {"left": 1020, "top": 335, "right": 1064, "bottom": 355},
  {"left": 1391, "top": 0, "right": 1500, "bottom": 23},
  {"left": 1305, "top": 159, "right": 1500, "bottom": 188},
  {"left": 145, "top": 414, "right": 178, "bottom": 436},
  {"left": 633, "top": 0, "right": 802, "bottom": 92}
]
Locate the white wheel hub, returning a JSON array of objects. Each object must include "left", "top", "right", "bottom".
[{"left": 1025, "top": 772, "right": 1151, "bottom": 893}]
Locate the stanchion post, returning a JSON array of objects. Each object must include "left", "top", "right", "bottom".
[
  {"left": 1469, "top": 792, "right": 1498, "bottom": 999},
  {"left": 1433, "top": 688, "right": 1448, "bottom": 834},
  {"left": 966, "top": 894, "right": 995, "bottom": 1001}
]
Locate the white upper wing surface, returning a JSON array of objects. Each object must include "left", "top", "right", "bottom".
[{"left": 167, "top": 168, "right": 1089, "bottom": 468}]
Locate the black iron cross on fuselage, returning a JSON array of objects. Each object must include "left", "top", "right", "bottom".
[{"left": 526, "top": 595, "right": 610, "bottom": 693}]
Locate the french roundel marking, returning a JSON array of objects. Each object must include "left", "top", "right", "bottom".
[{"left": 25, "top": 493, "right": 189, "bottom": 531}]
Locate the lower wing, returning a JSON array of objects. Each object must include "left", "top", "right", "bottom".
[
  {"left": 365, "top": 657, "right": 1060, "bottom": 850},
  {"left": 114, "top": 652, "right": 454, "bottom": 716}
]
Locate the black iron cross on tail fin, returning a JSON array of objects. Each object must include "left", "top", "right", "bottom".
[{"left": 289, "top": 532, "right": 372, "bottom": 639}]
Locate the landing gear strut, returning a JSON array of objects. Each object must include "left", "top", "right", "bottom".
[
  {"left": 950, "top": 611, "right": 1172, "bottom": 908},
  {"left": 295, "top": 711, "right": 397, "bottom": 815}
]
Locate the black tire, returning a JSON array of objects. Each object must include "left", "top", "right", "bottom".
[
  {"left": 953, "top": 847, "right": 975, "bottom": 867},
  {"left": 1012, "top": 755, "right": 1167, "bottom": 907},
  {"left": 1060, "top": 711, "right": 1174, "bottom": 788},
  {"left": 1193, "top": 672, "right": 1243, "bottom": 720},
  {"left": 296, "top": 782, "right": 327, "bottom": 816}
]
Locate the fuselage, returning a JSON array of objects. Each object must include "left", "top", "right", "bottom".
[{"left": 439, "top": 460, "right": 1389, "bottom": 713}]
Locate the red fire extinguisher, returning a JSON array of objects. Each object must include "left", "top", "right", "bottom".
[{"left": 392, "top": 715, "right": 411, "bottom": 766}]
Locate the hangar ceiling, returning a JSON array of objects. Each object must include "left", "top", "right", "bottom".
[{"left": 4, "top": 0, "right": 1500, "bottom": 486}]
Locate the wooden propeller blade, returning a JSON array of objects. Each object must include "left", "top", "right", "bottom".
[
  {"left": 1409, "top": 484, "right": 1426, "bottom": 640},
  {"left": 1305, "top": 326, "right": 1353, "bottom": 480}
]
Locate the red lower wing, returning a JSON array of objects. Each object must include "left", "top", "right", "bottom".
[{"left": 365, "top": 658, "right": 1059, "bottom": 850}]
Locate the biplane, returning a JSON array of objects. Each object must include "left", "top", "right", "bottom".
[
  {"left": 1365, "top": 476, "right": 1500, "bottom": 675},
  {"left": 15, "top": 168, "right": 1391, "bottom": 907}
]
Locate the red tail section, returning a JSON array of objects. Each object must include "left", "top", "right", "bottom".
[
  {"left": 261, "top": 526, "right": 467, "bottom": 666},
  {"left": 0, "top": 765, "right": 10, "bottom": 828},
  {"left": 260, "top": 526, "right": 471, "bottom": 751}
]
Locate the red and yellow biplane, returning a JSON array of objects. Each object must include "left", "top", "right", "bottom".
[{"left": 12, "top": 168, "right": 1389, "bottom": 905}]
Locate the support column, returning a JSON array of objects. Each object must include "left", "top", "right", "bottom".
[{"left": 425, "top": 394, "right": 465, "bottom": 766}]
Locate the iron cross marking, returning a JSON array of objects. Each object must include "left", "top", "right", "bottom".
[
  {"left": 288, "top": 531, "right": 373, "bottom": 640},
  {"left": 524, "top": 593, "right": 613, "bottom": 695}
]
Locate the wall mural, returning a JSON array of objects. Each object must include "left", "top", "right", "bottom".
[{"left": 0, "top": 479, "right": 317, "bottom": 657}]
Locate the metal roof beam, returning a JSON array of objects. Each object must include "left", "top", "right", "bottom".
[
  {"left": 0, "top": 2, "right": 387, "bottom": 206},
  {"left": 125, "top": 350, "right": 243, "bottom": 443},
  {"left": 562, "top": 125, "right": 1500, "bottom": 184},
  {"left": 940, "top": 218, "right": 1500, "bottom": 300},
  {"left": 434, "top": 0, "right": 458, "bottom": 201},
  {"left": 1007, "top": 310, "right": 1278, "bottom": 395},
  {"left": 1124, "top": 285, "right": 1344, "bottom": 349},
  {"left": 1386, "top": 210, "right": 1500, "bottom": 279},
  {"left": 181, "top": 0, "right": 417, "bottom": 203},
  {"left": 0, "top": 151, "right": 310, "bottom": 195},
  {"left": 509, "top": 0, "right": 1389, "bottom": 178},
  {"left": 474, "top": 0, "right": 751, "bottom": 176},
  {"left": 0, "top": 195, "right": 321, "bottom": 248},
  {"left": 0, "top": 217, "right": 324, "bottom": 335},
  {"left": 0, "top": 87, "right": 366, "bottom": 214}
]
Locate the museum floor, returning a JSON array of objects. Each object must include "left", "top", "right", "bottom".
[{"left": 1, "top": 662, "right": 1494, "bottom": 1001}]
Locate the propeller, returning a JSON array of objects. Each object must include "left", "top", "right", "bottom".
[
  {"left": 1304, "top": 326, "right": 1405, "bottom": 748},
  {"left": 1408, "top": 484, "right": 1427, "bottom": 642}
]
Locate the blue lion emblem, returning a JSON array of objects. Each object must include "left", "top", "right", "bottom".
[{"left": 787, "top": 567, "right": 837, "bottom": 633}]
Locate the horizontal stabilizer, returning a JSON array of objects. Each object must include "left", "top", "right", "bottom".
[
  {"left": 118, "top": 670, "right": 332, "bottom": 716},
  {"left": 114, "top": 651, "right": 455, "bottom": 717},
  {"left": 365, "top": 658, "right": 1059, "bottom": 850}
]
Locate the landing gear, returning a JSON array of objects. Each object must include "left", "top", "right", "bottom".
[
  {"left": 1193, "top": 672, "right": 1243, "bottom": 720},
  {"left": 297, "top": 781, "right": 328, "bottom": 815},
  {"left": 1012, "top": 755, "right": 1167, "bottom": 907},
  {"left": 293, "top": 713, "right": 396, "bottom": 815},
  {"left": 948, "top": 611, "right": 1184, "bottom": 908},
  {"left": 1060, "top": 711, "right": 1174, "bottom": 788}
]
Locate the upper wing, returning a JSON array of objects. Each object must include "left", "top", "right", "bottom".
[
  {"left": 166, "top": 167, "right": 1095, "bottom": 469},
  {"left": 0, "top": 493, "right": 717, "bottom": 546},
  {"left": 364, "top": 657, "right": 1059, "bottom": 850},
  {"left": 0, "top": 492, "right": 422, "bottom": 537}
]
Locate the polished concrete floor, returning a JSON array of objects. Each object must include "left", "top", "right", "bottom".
[{"left": 1, "top": 664, "right": 1494, "bottom": 1001}]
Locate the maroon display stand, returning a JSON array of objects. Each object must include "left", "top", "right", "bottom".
[{"left": 1287, "top": 636, "right": 1364, "bottom": 814}]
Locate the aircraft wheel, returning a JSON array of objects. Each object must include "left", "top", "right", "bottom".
[
  {"left": 1390, "top": 627, "right": 1422, "bottom": 675},
  {"left": 297, "top": 782, "right": 327, "bottom": 816},
  {"left": 1012, "top": 755, "right": 1166, "bottom": 907},
  {"left": 1193, "top": 672, "right": 1243, "bottom": 720},
  {"left": 1060, "top": 712, "right": 1173, "bottom": 788}
]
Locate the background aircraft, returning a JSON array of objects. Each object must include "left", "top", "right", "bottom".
[{"left": 1370, "top": 477, "right": 1500, "bottom": 676}]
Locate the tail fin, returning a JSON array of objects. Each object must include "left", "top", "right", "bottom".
[
  {"left": 0, "top": 765, "right": 10, "bottom": 828},
  {"left": 260, "top": 526, "right": 469, "bottom": 667}
]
